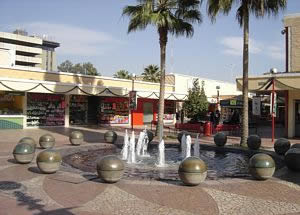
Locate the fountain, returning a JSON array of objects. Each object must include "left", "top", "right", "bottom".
[
  {"left": 127, "top": 131, "right": 136, "bottom": 164},
  {"left": 136, "top": 131, "right": 145, "bottom": 156},
  {"left": 141, "top": 127, "right": 149, "bottom": 157},
  {"left": 181, "top": 133, "right": 186, "bottom": 158},
  {"left": 186, "top": 135, "right": 191, "bottom": 158},
  {"left": 156, "top": 139, "right": 165, "bottom": 167},
  {"left": 193, "top": 134, "right": 200, "bottom": 157},
  {"left": 121, "top": 129, "right": 129, "bottom": 160}
]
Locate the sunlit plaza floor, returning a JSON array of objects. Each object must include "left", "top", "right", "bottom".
[{"left": 0, "top": 126, "right": 299, "bottom": 215}]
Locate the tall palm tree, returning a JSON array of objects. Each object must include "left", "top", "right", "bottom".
[
  {"left": 142, "top": 64, "right": 160, "bottom": 82},
  {"left": 207, "top": 0, "right": 286, "bottom": 146},
  {"left": 123, "top": 0, "right": 202, "bottom": 140},
  {"left": 114, "top": 70, "right": 132, "bottom": 79}
]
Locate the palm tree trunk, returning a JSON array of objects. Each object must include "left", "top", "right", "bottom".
[
  {"left": 156, "top": 28, "right": 168, "bottom": 141},
  {"left": 241, "top": 10, "right": 249, "bottom": 147}
]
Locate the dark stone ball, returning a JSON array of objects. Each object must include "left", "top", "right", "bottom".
[
  {"left": 69, "top": 131, "right": 84, "bottom": 145},
  {"left": 36, "top": 149, "right": 62, "bottom": 174},
  {"left": 214, "top": 132, "right": 227, "bottom": 147},
  {"left": 13, "top": 142, "right": 35, "bottom": 164},
  {"left": 291, "top": 143, "right": 300, "bottom": 149},
  {"left": 178, "top": 156, "right": 207, "bottom": 186},
  {"left": 146, "top": 130, "right": 154, "bottom": 143},
  {"left": 274, "top": 138, "right": 291, "bottom": 155},
  {"left": 97, "top": 155, "right": 124, "bottom": 183},
  {"left": 39, "top": 134, "right": 55, "bottom": 149},
  {"left": 18, "top": 137, "right": 36, "bottom": 149},
  {"left": 104, "top": 131, "right": 118, "bottom": 144},
  {"left": 247, "top": 135, "right": 261, "bottom": 150},
  {"left": 285, "top": 148, "right": 300, "bottom": 172},
  {"left": 249, "top": 153, "right": 275, "bottom": 180}
]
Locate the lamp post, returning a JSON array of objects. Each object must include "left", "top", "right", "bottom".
[
  {"left": 216, "top": 86, "right": 220, "bottom": 110},
  {"left": 131, "top": 73, "right": 136, "bottom": 131}
]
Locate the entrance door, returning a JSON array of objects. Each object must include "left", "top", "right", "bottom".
[
  {"left": 295, "top": 100, "right": 300, "bottom": 137},
  {"left": 88, "top": 96, "right": 99, "bottom": 125},
  {"left": 143, "top": 102, "right": 153, "bottom": 124}
]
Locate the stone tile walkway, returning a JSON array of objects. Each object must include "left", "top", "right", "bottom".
[{"left": 0, "top": 126, "right": 299, "bottom": 215}]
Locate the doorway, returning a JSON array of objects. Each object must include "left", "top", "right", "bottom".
[
  {"left": 143, "top": 102, "right": 153, "bottom": 124},
  {"left": 295, "top": 100, "right": 300, "bottom": 137},
  {"left": 88, "top": 96, "right": 99, "bottom": 125}
]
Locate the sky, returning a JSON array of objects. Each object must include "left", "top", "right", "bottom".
[{"left": 0, "top": 0, "right": 300, "bottom": 83}]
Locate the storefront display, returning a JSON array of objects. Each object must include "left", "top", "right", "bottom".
[
  {"left": 0, "top": 91, "right": 24, "bottom": 115},
  {"left": 70, "top": 95, "right": 88, "bottom": 125},
  {"left": 99, "top": 97, "right": 129, "bottom": 124},
  {"left": 27, "top": 93, "right": 65, "bottom": 127},
  {"left": 164, "top": 100, "right": 175, "bottom": 122}
]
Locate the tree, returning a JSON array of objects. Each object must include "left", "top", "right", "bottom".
[
  {"left": 142, "top": 64, "right": 160, "bottom": 83},
  {"left": 207, "top": 0, "right": 286, "bottom": 147},
  {"left": 58, "top": 60, "right": 99, "bottom": 76},
  {"left": 58, "top": 60, "right": 73, "bottom": 73},
  {"left": 183, "top": 79, "right": 208, "bottom": 121},
  {"left": 114, "top": 70, "right": 132, "bottom": 79},
  {"left": 123, "top": 0, "right": 202, "bottom": 139}
]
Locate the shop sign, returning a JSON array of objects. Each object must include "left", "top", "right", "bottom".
[
  {"left": 230, "top": 100, "right": 237, "bottom": 106},
  {"left": 4, "top": 91, "right": 25, "bottom": 96},
  {"left": 252, "top": 96, "right": 261, "bottom": 116},
  {"left": 0, "top": 95, "right": 15, "bottom": 102},
  {"left": 129, "top": 91, "right": 137, "bottom": 110}
]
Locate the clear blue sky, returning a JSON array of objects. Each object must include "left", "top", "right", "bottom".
[{"left": 1, "top": 0, "right": 299, "bottom": 82}]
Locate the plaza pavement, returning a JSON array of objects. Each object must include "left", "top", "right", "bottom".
[{"left": 0, "top": 126, "right": 299, "bottom": 215}]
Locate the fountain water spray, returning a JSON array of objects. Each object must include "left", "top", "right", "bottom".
[
  {"left": 181, "top": 134, "right": 186, "bottom": 158},
  {"left": 127, "top": 131, "right": 136, "bottom": 163},
  {"left": 193, "top": 134, "right": 200, "bottom": 157},
  {"left": 141, "top": 127, "right": 149, "bottom": 157},
  {"left": 186, "top": 135, "right": 191, "bottom": 158},
  {"left": 156, "top": 139, "right": 165, "bottom": 167},
  {"left": 136, "top": 131, "right": 145, "bottom": 156},
  {"left": 121, "top": 129, "right": 129, "bottom": 160}
]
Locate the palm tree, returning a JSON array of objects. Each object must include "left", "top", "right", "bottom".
[
  {"left": 207, "top": 0, "right": 286, "bottom": 147},
  {"left": 114, "top": 70, "right": 132, "bottom": 79},
  {"left": 142, "top": 64, "right": 160, "bottom": 82},
  {"left": 123, "top": 0, "right": 202, "bottom": 140}
]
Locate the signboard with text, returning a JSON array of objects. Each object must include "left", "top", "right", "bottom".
[
  {"left": 270, "top": 92, "right": 277, "bottom": 117},
  {"left": 129, "top": 91, "right": 137, "bottom": 110},
  {"left": 252, "top": 96, "right": 261, "bottom": 116}
]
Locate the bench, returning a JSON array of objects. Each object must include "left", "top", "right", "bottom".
[{"left": 175, "top": 123, "right": 203, "bottom": 134}]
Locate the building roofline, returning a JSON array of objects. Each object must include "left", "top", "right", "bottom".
[
  {"left": 170, "top": 73, "right": 236, "bottom": 84},
  {"left": 284, "top": 13, "right": 300, "bottom": 19},
  {"left": 43, "top": 40, "right": 60, "bottom": 48},
  {"left": 236, "top": 72, "right": 300, "bottom": 80}
]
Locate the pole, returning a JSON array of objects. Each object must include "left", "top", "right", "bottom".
[
  {"left": 272, "top": 78, "right": 275, "bottom": 143},
  {"left": 131, "top": 78, "right": 134, "bottom": 131}
]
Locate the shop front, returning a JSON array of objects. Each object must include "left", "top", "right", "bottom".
[{"left": 0, "top": 91, "right": 25, "bottom": 129}]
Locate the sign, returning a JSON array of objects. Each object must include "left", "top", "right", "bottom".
[
  {"left": 129, "top": 91, "right": 137, "bottom": 110},
  {"left": 252, "top": 96, "right": 261, "bottom": 116},
  {"left": 230, "top": 100, "right": 237, "bottom": 106},
  {"left": 270, "top": 92, "right": 277, "bottom": 117},
  {"left": 4, "top": 91, "right": 25, "bottom": 96}
]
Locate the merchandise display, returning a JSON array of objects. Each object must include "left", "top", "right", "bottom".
[
  {"left": 27, "top": 93, "right": 65, "bottom": 127},
  {"left": 70, "top": 95, "right": 88, "bottom": 125},
  {"left": 99, "top": 98, "right": 129, "bottom": 124}
]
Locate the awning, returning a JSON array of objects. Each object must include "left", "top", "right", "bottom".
[{"left": 236, "top": 73, "right": 300, "bottom": 92}]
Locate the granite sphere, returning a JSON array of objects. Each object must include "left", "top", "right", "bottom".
[
  {"left": 13, "top": 142, "right": 35, "bottom": 164},
  {"left": 249, "top": 153, "right": 275, "bottom": 180},
  {"left": 178, "top": 156, "right": 207, "bottom": 186},
  {"left": 36, "top": 150, "right": 62, "bottom": 174},
  {"left": 247, "top": 135, "right": 261, "bottom": 150},
  {"left": 104, "top": 131, "right": 118, "bottom": 144},
  {"left": 274, "top": 138, "right": 291, "bottom": 155},
  {"left": 69, "top": 131, "right": 83, "bottom": 146},
  {"left": 214, "top": 132, "right": 227, "bottom": 147},
  {"left": 97, "top": 155, "right": 124, "bottom": 183},
  {"left": 39, "top": 134, "right": 55, "bottom": 149},
  {"left": 18, "top": 137, "right": 36, "bottom": 149},
  {"left": 285, "top": 148, "right": 300, "bottom": 172},
  {"left": 291, "top": 143, "right": 300, "bottom": 149}
]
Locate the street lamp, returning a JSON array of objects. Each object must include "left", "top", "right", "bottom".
[{"left": 216, "top": 86, "right": 220, "bottom": 110}]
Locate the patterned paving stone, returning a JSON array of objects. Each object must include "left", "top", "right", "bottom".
[
  {"left": 43, "top": 174, "right": 108, "bottom": 208},
  {"left": 0, "top": 165, "right": 37, "bottom": 182},
  {"left": 116, "top": 182, "right": 219, "bottom": 215},
  {"left": 204, "top": 187, "right": 300, "bottom": 215}
]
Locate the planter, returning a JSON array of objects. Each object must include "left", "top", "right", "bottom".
[
  {"left": 39, "top": 134, "right": 55, "bottom": 149},
  {"left": 274, "top": 138, "right": 291, "bottom": 155},
  {"left": 36, "top": 150, "right": 62, "bottom": 174},
  {"left": 18, "top": 137, "right": 36, "bottom": 149},
  {"left": 247, "top": 135, "right": 261, "bottom": 150},
  {"left": 13, "top": 142, "right": 35, "bottom": 164},
  {"left": 178, "top": 156, "right": 207, "bottom": 186},
  {"left": 285, "top": 148, "right": 300, "bottom": 172},
  {"left": 104, "top": 131, "right": 118, "bottom": 144},
  {"left": 69, "top": 131, "right": 83, "bottom": 146},
  {"left": 249, "top": 153, "right": 275, "bottom": 180},
  {"left": 214, "top": 132, "right": 227, "bottom": 147},
  {"left": 97, "top": 155, "right": 124, "bottom": 183}
]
